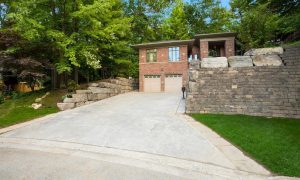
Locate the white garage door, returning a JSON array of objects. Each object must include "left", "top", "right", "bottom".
[
  {"left": 165, "top": 74, "right": 182, "bottom": 92},
  {"left": 144, "top": 75, "right": 161, "bottom": 92}
]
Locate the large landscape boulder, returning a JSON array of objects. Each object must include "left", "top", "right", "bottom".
[
  {"left": 87, "top": 93, "right": 98, "bottom": 101},
  {"left": 57, "top": 103, "right": 75, "bottom": 111},
  {"left": 63, "top": 97, "right": 77, "bottom": 103},
  {"left": 244, "top": 47, "right": 283, "bottom": 56},
  {"left": 201, "top": 57, "right": 228, "bottom": 68},
  {"left": 97, "top": 93, "right": 109, "bottom": 100},
  {"left": 31, "top": 103, "right": 42, "bottom": 109},
  {"left": 72, "top": 93, "right": 88, "bottom": 102},
  {"left": 228, "top": 56, "right": 253, "bottom": 67},
  {"left": 252, "top": 54, "right": 283, "bottom": 66}
]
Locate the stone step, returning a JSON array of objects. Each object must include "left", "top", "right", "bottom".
[
  {"left": 76, "top": 90, "right": 92, "bottom": 94},
  {"left": 88, "top": 87, "right": 115, "bottom": 94},
  {"left": 57, "top": 103, "right": 75, "bottom": 111},
  {"left": 89, "top": 83, "right": 99, "bottom": 87},
  {"left": 58, "top": 77, "right": 137, "bottom": 111},
  {"left": 72, "top": 94, "right": 88, "bottom": 102}
]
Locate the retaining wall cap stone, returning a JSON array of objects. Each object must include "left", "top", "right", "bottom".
[
  {"left": 244, "top": 47, "right": 283, "bottom": 56},
  {"left": 201, "top": 57, "right": 228, "bottom": 68},
  {"left": 228, "top": 56, "right": 253, "bottom": 67}
]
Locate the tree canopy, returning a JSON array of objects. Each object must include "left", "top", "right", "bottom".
[{"left": 0, "top": 0, "right": 299, "bottom": 87}]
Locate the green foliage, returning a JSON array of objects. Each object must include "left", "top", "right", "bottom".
[
  {"left": 124, "top": 0, "right": 172, "bottom": 43},
  {"left": 235, "top": 3, "right": 279, "bottom": 49},
  {"left": 231, "top": 0, "right": 300, "bottom": 49},
  {"left": 1, "top": 0, "right": 298, "bottom": 80},
  {"left": 11, "top": 91, "right": 20, "bottom": 100},
  {"left": 161, "top": 0, "right": 189, "bottom": 40},
  {"left": 2, "top": 0, "right": 135, "bottom": 79},
  {"left": 67, "top": 80, "right": 79, "bottom": 93}
]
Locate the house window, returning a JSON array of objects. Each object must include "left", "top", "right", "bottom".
[
  {"left": 168, "top": 47, "right": 180, "bottom": 62},
  {"left": 146, "top": 49, "right": 157, "bottom": 63}
]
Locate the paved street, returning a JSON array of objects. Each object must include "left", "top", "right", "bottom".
[{"left": 0, "top": 92, "right": 271, "bottom": 179}]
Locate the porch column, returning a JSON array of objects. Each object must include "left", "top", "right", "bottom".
[
  {"left": 225, "top": 38, "right": 235, "bottom": 57},
  {"left": 200, "top": 40, "right": 209, "bottom": 59}
]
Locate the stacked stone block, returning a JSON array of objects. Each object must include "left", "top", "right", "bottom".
[
  {"left": 199, "top": 47, "right": 284, "bottom": 68},
  {"left": 57, "top": 78, "right": 138, "bottom": 111},
  {"left": 186, "top": 46, "right": 300, "bottom": 118}
]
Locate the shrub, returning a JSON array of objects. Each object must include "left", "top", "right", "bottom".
[{"left": 67, "top": 80, "right": 79, "bottom": 93}]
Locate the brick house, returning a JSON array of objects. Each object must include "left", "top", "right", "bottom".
[{"left": 133, "top": 32, "right": 236, "bottom": 92}]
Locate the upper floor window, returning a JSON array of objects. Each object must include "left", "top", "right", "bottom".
[
  {"left": 169, "top": 47, "right": 180, "bottom": 62},
  {"left": 146, "top": 49, "right": 157, "bottom": 63}
]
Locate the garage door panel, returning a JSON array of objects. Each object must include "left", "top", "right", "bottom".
[
  {"left": 165, "top": 75, "right": 182, "bottom": 93},
  {"left": 144, "top": 75, "right": 161, "bottom": 92}
]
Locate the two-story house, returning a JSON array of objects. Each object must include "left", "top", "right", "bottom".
[{"left": 133, "top": 32, "right": 236, "bottom": 92}]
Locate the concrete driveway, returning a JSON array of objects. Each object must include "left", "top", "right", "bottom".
[{"left": 0, "top": 92, "right": 272, "bottom": 179}]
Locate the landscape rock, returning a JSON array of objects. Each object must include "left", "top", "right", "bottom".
[
  {"left": 89, "top": 83, "right": 99, "bottom": 87},
  {"left": 97, "top": 93, "right": 109, "bottom": 100},
  {"left": 201, "top": 57, "right": 228, "bottom": 68},
  {"left": 98, "top": 82, "right": 109, "bottom": 88},
  {"left": 244, "top": 47, "right": 283, "bottom": 56},
  {"left": 252, "top": 54, "right": 283, "bottom": 66},
  {"left": 75, "top": 102, "right": 85, "bottom": 107},
  {"left": 63, "top": 97, "right": 76, "bottom": 103},
  {"left": 57, "top": 103, "right": 75, "bottom": 111},
  {"left": 189, "top": 60, "right": 200, "bottom": 70},
  {"left": 84, "top": 101, "right": 94, "bottom": 105},
  {"left": 76, "top": 90, "right": 92, "bottom": 94},
  {"left": 41, "top": 92, "right": 50, "bottom": 99},
  {"left": 72, "top": 94, "right": 88, "bottom": 102},
  {"left": 87, "top": 93, "right": 98, "bottom": 101},
  {"left": 35, "top": 98, "right": 42, "bottom": 103},
  {"left": 57, "top": 77, "right": 138, "bottom": 111},
  {"left": 31, "top": 103, "right": 42, "bottom": 109},
  {"left": 228, "top": 56, "right": 253, "bottom": 67},
  {"left": 88, "top": 87, "right": 113, "bottom": 94}
]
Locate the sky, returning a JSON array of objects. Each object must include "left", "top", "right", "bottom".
[{"left": 221, "top": 0, "right": 231, "bottom": 9}]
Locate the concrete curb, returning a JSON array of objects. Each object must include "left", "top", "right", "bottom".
[{"left": 0, "top": 137, "right": 272, "bottom": 179}]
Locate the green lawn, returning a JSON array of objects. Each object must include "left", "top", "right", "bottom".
[
  {"left": 0, "top": 89, "right": 66, "bottom": 128},
  {"left": 190, "top": 114, "right": 300, "bottom": 177}
]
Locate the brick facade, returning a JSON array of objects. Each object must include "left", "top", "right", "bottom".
[
  {"left": 200, "top": 41, "right": 209, "bottom": 59},
  {"left": 186, "top": 46, "right": 300, "bottom": 118},
  {"left": 200, "top": 37, "right": 235, "bottom": 59},
  {"left": 139, "top": 45, "right": 188, "bottom": 92},
  {"left": 225, "top": 37, "right": 235, "bottom": 57}
]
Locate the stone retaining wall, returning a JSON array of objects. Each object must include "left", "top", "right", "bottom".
[
  {"left": 186, "top": 46, "right": 300, "bottom": 118},
  {"left": 57, "top": 77, "right": 138, "bottom": 111}
]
